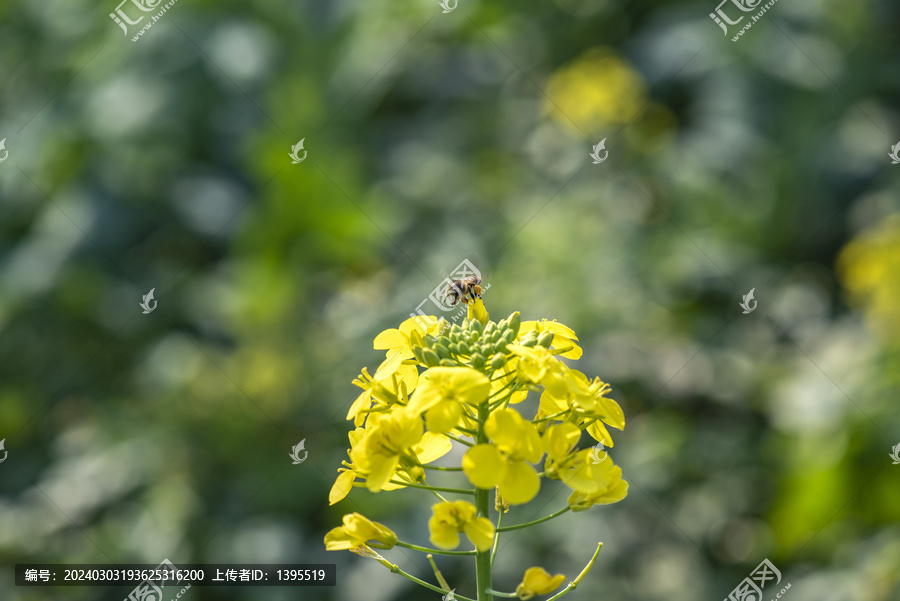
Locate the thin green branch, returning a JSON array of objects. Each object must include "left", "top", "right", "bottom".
[
  {"left": 396, "top": 540, "right": 476, "bottom": 556},
  {"left": 427, "top": 554, "right": 451, "bottom": 590},
  {"left": 368, "top": 552, "right": 477, "bottom": 601},
  {"left": 386, "top": 480, "right": 475, "bottom": 495},
  {"left": 544, "top": 542, "right": 603, "bottom": 601},
  {"left": 446, "top": 433, "right": 474, "bottom": 447},
  {"left": 490, "top": 509, "right": 503, "bottom": 568},
  {"left": 422, "top": 465, "right": 465, "bottom": 471},
  {"left": 496, "top": 506, "right": 570, "bottom": 532}
]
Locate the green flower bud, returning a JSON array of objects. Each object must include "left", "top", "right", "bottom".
[
  {"left": 537, "top": 331, "right": 555, "bottom": 348},
  {"left": 507, "top": 312, "right": 521, "bottom": 337},
  {"left": 470, "top": 319, "right": 484, "bottom": 334},
  {"left": 411, "top": 346, "right": 426, "bottom": 364},
  {"left": 470, "top": 353, "right": 485, "bottom": 369},
  {"left": 439, "top": 358, "right": 458, "bottom": 367},
  {"left": 435, "top": 344, "right": 451, "bottom": 359},
  {"left": 490, "top": 353, "right": 507, "bottom": 371},
  {"left": 422, "top": 348, "right": 441, "bottom": 367},
  {"left": 449, "top": 343, "right": 460, "bottom": 355}
]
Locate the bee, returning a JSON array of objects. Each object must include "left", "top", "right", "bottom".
[{"left": 445, "top": 275, "right": 483, "bottom": 306}]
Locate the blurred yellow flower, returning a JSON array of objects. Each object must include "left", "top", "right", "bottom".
[
  {"left": 838, "top": 214, "right": 900, "bottom": 340},
  {"left": 545, "top": 48, "right": 646, "bottom": 132},
  {"left": 515, "top": 566, "right": 566, "bottom": 600},
  {"left": 428, "top": 500, "right": 495, "bottom": 551},
  {"left": 324, "top": 513, "right": 397, "bottom": 551}
]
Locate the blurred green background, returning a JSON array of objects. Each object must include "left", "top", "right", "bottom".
[{"left": 1, "top": 0, "right": 900, "bottom": 599}]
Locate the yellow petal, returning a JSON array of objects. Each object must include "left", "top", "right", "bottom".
[
  {"left": 373, "top": 329, "right": 408, "bottom": 351},
  {"left": 414, "top": 432, "right": 453, "bottom": 464},
  {"left": 543, "top": 422, "right": 581, "bottom": 462},
  {"left": 425, "top": 400, "right": 463, "bottom": 433},
  {"left": 516, "top": 566, "right": 566, "bottom": 599},
  {"left": 499, "top": 460, "right": 541, "bottom": 504},
  {"left": 462, "top": 444, "right": 507, "bottom": 489},
  {"left": 329, "top": 470, "right": 356, "bottom": 505},
  {"left": 463, "top": 516, "right": 496, "bottom": 551}
]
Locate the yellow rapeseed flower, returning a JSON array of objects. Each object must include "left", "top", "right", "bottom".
[
  {"left": 324, "top": 513, "right": 397, "bottom": 551},
  {"left": 406, "top": 366, "right": 491, "bottom": 433},
  {"left": 350, "top": 410, "right": 424, "bottom": 492},
  {"left": 518, "top": 320, "right": 583, "bottom": 360},
  {"left": 428, "top": 500, "right": 495, "bottom": 551},
  {"left": 515, "top": 566, "right": 566, "bottom": 600},
  {"left": 567, "top": 463, "right": 629, "bottom": 511},
  {"left": 374, "top": 316, "right": 443, "bottom": 360},
  {"left": 462, "top": 408, "right": 543, "bottom": 504}
]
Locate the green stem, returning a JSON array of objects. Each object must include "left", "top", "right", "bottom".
[
  {"left": 368, "top": 553, "right": 477, "bottom": 601},
  {"left": 427, "top": 554, "right": 451, "bottom": 590},
  {"left": 490, "top": 509, "right": 503, "bottom": 568},
  {"left": 484, "top": 590, "right": 517, "bottom": 598},
  {"left": 385, "top": 480, "right": 475, "bottom": 495},
  {"left": 396, "top": 540, "right": 476, "bottom": 556},
  {"left": 474, "top": 403, "right": 493, "bottom": 601},
  {"left": 446, "top": 433, "right": 474, "bottom": 447},
  {"left": 496, "top": 506, "right": 570, "bottom": 532},
  {"left": 544, "top": 542, "right": 603, "bottom": 601},
  {"left": 422, "top": 465, "right": 465, "bottom": 471}
]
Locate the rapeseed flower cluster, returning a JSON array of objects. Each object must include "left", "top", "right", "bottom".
[{"left": 325, "top": 294, "right": 628, "bottom": 600}]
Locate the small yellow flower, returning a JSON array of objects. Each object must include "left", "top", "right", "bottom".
[
  {"left": 428, "top": 500, "right": 495, "bottom": 551},
  {"left": 518, "top": 319, "right": 583, "bottom": 359},
  {"left": 507, "top": 344, "right": 562, "bottom": 385},
  {"left": 350, "top": 410, "right": 424, "bottom": 492},
  {"left": 515, "top": 566, "right": 566, "bottom": 600},
  {"left": 462, "top": 409, "right": 543, "bottom": 504},
  {"left": 324, "top": 513, "right": 397, "bottom": 551},
  {"left": 373, "top": 316, "right": 443, "bottom": 360},
  {"left": 406, "top": 366, "right": 491, "bottom": 433},
  {"left": 567, "top": 463, "right": 629, "bottom": 510},
  {"left": 348, "top": 352, "right": 418, "bottom": 426}
]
